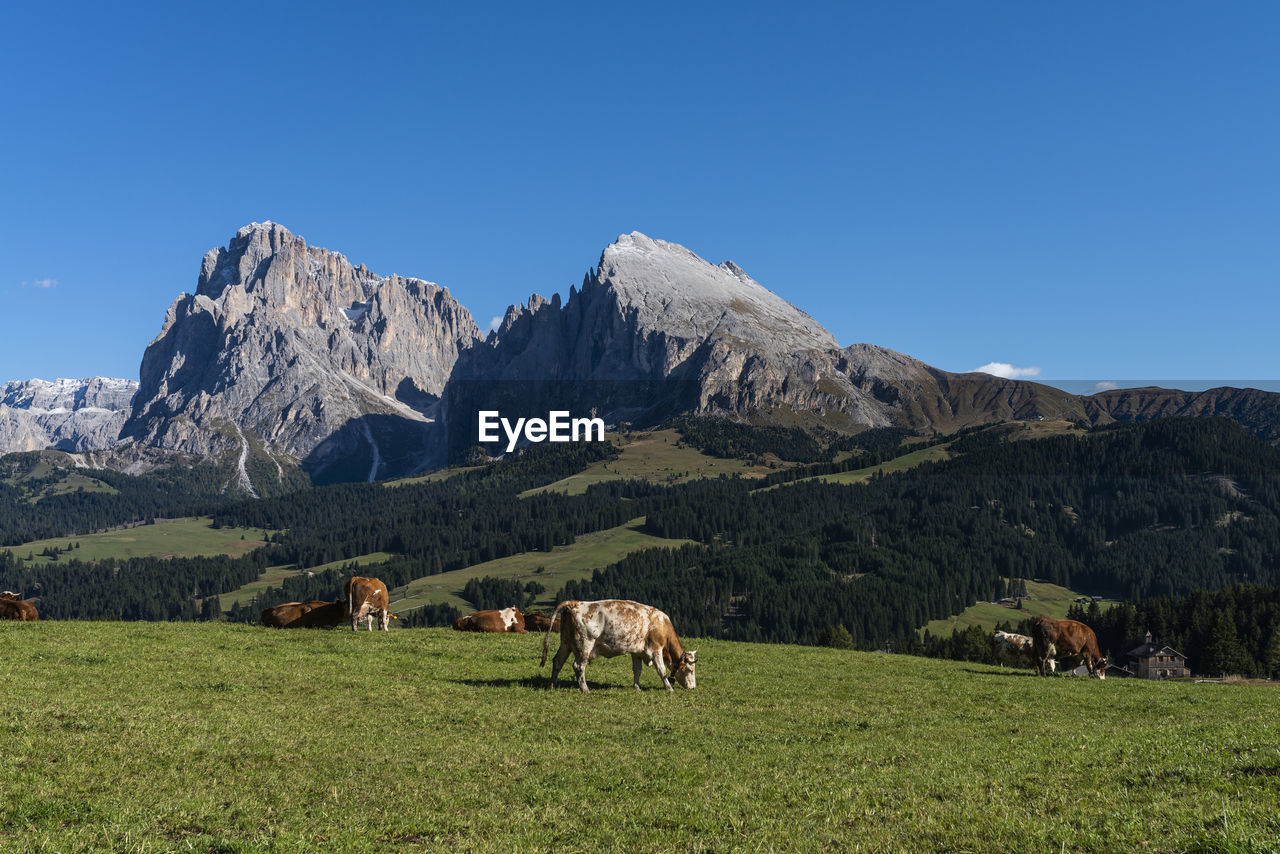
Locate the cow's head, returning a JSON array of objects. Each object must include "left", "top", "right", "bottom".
[
  {"left": 672, "top": 650, "right": 697, "bottom": 689},
  {"left": 1091, "top": 657, "right": 1109, "bottom": 680}
]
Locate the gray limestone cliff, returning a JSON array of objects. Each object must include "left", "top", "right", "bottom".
[{"left": 121, "top": 222, "right": 482, "bottom": 483}]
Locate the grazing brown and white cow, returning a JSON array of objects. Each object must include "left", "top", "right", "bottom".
[
  {"left": 452, "top": 607, "right": 527, "bottom": 633},
  {"left": 540, "top": 599, "right": 696, "bottom": 693},
  {"left": 991, "top": 630, "right": 1037, "bottom": 669},
  {"left": 1031, "top": 617, "right": 1107, "bottom": 679},
  {"left": 0, "top": 592, "right": 39, "bottom": 622},
  {"left": 522, "top": 612, "right": 560, "bottom": 634},
  {"left": 344, "top": 576, "right": 392, "bottom": 631}
]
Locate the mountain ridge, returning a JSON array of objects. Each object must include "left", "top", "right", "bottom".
[
  {"left": 5, "top": 223, "right": 1279, "bottom": 484},
  {"left": 0, "top": 377, "right": 138, "bottom": 453}
]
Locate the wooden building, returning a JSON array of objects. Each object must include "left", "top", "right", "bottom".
[{"left": 1127, "top": 631, "right": 1190, "bottom": 680}]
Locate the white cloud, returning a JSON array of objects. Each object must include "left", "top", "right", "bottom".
[
  {"left": 972, "top": 362, "right": 1041, "bottom": 379},
  {"left": 1091, "top": 380, "right": 1119, "bottom": 393},
  {"left": 20, "top": 278, "right": 57, "bottom": 289},
  {"left": 486, "top": 315, "right": 503, "bottom": 334}
]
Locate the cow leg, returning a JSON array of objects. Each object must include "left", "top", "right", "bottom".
[
  {"left": 573, "top": 655, "right": 589, "bottom": 693},
  {"left": 379, "top": 609, "right": 390, "bottom": 631},
  {"left": 632, "top": 654, "right": 644, "bottom": 690},
  {"left": 549, "top": 641, "right": 571, "bottom": 689},
  {"left": 652, "top": 651, "right": 673, "bottom": 691}
]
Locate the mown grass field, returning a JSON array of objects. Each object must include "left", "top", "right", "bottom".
[
  {"left": 1, "top": 622, "right": 1276, "bottom": 853},
  {"left": 384, "top": 466, "right": 485, "bottom": 487},
  {"left": 9, "top": 517, "right": 272, "bottom": 566},
  {"left": 793, "top": 443, "right": 954, "bottom": 487},
  {"left": 522, "top": 430, "right": 783, "bottom": 496},
  {"left": 390, "top": 517, "right": 696, "bottom": 613},
  {"left": 922, "top": 581, "right": 1117, "bottom": 638}
]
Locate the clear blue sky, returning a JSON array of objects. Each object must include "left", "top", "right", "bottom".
[{"left": 3, "top": 2, "right": 1277, "bottom": 391}]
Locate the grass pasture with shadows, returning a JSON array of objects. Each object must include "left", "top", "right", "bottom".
[{"left": 1, "top": 622, "right": 1276, "bottom": 853}]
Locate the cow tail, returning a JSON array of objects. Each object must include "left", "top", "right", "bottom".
[{"left": 540, "top": 602, "right": 569, "bottom": 667}]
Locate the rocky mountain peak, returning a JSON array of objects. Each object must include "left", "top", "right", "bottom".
[
  {"left": 123, "top": 223, "right": 483, "bottom": 484},
  {"left": 593, "top": 231, "right": 839, "bottom": 356}
]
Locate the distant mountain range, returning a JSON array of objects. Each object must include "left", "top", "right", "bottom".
[
  {"left": 4, "top": 222, "right": 1278, "bottom": 487},
  {"left": 0, "top": 377, "right": 138, "bottom": 453}
]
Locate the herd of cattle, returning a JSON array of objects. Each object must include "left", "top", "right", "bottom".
[
  {"left": 6, "top": 578, "right": 1102, "bottom": 689},
  {"left": 259, "top": 576, "right": 396, "bottom": 630},
  {"left": 260, "top": 579, "right": 698, "bottom": 692}
]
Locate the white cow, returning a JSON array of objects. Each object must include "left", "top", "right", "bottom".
[{"left": 540, "top": 599, "right": 696, "bottom": 693}]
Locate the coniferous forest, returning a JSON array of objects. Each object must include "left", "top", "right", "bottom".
[{"left": 3, "top": 417, "right": 1279, "bottom": 675}]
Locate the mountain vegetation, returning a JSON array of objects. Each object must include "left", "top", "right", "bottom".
[
  {"left": 0, "top": 451, "right": 298, "bottom": 546},
  {"left": 4, "top": 416, "right": 1280, "bottom": 679}
]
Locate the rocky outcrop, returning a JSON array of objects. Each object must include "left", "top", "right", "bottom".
[
  {"left": 121, "top": 222, "right": 482, "bottom": 483},
  {"left": 0, "top": 378, "right": 138, "bottom": 453}
]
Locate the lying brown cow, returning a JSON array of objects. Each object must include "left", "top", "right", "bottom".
[
  {"left": 453, "top": 607, "right": 526, "bottom": 633},
  {"left": 541, "top": 599, "right": 696, "bottom": 693},
  {"left": 345, "top": 576, "right": 394, "bottom": 631},
  {"left": 297, "top": 600, "right": 346, "bottom": 628},
  {"left": 0, "top": 592, "right": 39, "bottom": 622},
  {"left": 523, "top": 612, "right": 560, "bottom": 633},
  {"left": 260, "top": 601, "right": 314, "bottom": 628},
  {"left": 1032, "top": 617, "right": 1107, "bottom": 679}
]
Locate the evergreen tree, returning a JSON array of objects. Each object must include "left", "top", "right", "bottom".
[
  {"left": 1262, "top": 626, "right": 1280, "bottom": 681},
  {"left": 1201, "top": 611, "right": 1255, "bottom": 676},
  {"left": 818, "top": 624, "right": 854, "bottom": 649}
]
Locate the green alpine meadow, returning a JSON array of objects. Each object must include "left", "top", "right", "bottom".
[{"left": 2, "top": 622, "right": 1277, "bottom": 853}]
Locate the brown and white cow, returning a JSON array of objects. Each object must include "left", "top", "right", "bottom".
[
  {"left": 522, "top": 612, "right": 560, "bottom": 634},
  {"left": 991, "top": 630, "right": 1037, "bottom": 669},
  {"left": 0, "top": 592, "right": 39, "bottom": 622},
  {"left": 540, "top": 599, "right": 696, "bottom": 693},
  {"left": 1031, "top": 617, "right": 1107, "bottom": 679},
  {"left": 452, "top": 607, "right": 527, "bottom": 633},
  {"left": 344, "top": 576, "right": 392, "bottom": 631}
]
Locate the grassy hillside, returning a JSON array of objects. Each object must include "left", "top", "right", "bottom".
[
  {"left": 922, "top": 580, "right": 1118, "bottom": 638},
  {"left": 522, "top": 429, "right": 783, "bottom": 496},
  {"left": 0, "top": 451, "right": 119, "bottom": 500},
  {"left": 781, "top": 442, "right": 954, "bottom": 488},
  {"left": 8, "top": 516, "right": 271, "bottom": 566},
  {"left": 1, "top": 622, "right": 1275, "bottom": 853},
  {"left": 389, "top": 517, "right": 696, "bottom": 613}
]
